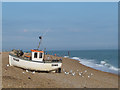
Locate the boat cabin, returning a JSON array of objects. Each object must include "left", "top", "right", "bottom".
[{"left": 31, "top": 49, "right": 44, "bottom": 62}]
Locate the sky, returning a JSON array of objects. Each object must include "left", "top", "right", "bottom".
[{"left": 2, "top": 2, "right": 118, "bottom": 51}]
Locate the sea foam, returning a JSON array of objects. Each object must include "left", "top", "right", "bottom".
[{"left": 70, "top": 57, "right": 119, "bottom": 75}]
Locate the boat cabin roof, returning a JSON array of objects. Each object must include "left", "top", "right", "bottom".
[{"left": 31, "top": 49, "right": 44, "bottom": 53}]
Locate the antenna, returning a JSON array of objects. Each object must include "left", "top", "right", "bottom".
[
  {"left": 37, "top": 36, "right": 42, "bottom": 50},
  {"left": 37, "top": 30, "right": 48, "bottom": 50}
]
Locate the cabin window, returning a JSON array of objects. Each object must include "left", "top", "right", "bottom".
[
  {"left": 34, "top": 53, "right": 37, "bottom": 58},
  {"left": 39, "top": 53, "right": 42, "bottom": 58}
]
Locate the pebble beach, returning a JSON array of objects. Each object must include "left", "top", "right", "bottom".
[{"left": 2, "top": 52, "right": 119, "bottom": 88}]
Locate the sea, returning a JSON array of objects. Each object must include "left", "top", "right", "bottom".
[{"left": 45, "top": 50, "right": 119, "bottom": 75}]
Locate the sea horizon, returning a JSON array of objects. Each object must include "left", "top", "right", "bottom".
[{"left": 2, "top": 48, "right": 118, "bottom": 52}]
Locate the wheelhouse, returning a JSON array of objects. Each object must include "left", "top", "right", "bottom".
[{"left": 31, "top": 49, "right": 44, "bottom": 62}]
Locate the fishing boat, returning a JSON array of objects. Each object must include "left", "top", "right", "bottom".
[{"left": 9, "top": 36, "right": 62, "bottom": 73}]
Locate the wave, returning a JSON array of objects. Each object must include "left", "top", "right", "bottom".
[
  {"left": 70, "top": 57, "right": 119, "bottom": 75},
  {"left": 64, "top": 56, "right": 69, "bottom": 58}
]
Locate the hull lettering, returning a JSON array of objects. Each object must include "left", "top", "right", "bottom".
[{"left": 13, "top": 58, "right": 19, "bottom": 62}]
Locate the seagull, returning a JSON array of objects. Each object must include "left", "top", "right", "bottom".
[
  {"left": 7, "top": 64, "right": 9, "bottom": 67},
  {"left": 79, "top": 72, "right": 82, "bottom": 76},
  {"left": 32, "top": 71, "right": 35, "bottom": 74},
  {"left": 72, "top": 72, "right": 75, "bottom": 76},
  {"left": 26, "top": 70, "right": 29, "bottom": 72},
  {"left": 88, "top": 76, "right": 90, "bottom": 78},
  {"left": 84, "top": 70, "right": 87, "bottom": 73},
  {"left": 22, "top": 72, "right": 25, "bottom": 74},
  {"left": 90, "top": 73, "right": 93, "bottom": 76},
  {"left": 64, "top": 72, "right": 69, "bottom": 75}
]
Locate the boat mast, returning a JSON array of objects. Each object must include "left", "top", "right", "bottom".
[{"left": 37, "top": 36, "right": 42, "bottom": 50}]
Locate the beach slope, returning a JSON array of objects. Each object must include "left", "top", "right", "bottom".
[{"left": 2, "top": 52, "right": 118, "bottom": 88}]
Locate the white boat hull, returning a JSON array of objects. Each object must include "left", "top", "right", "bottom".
[{"left": 9, "top": 55, "right": 62, "bottom": 71}]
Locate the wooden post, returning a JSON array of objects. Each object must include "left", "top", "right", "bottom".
[{"left": 68, "top": 51, "right": 70, "bottom": 57}]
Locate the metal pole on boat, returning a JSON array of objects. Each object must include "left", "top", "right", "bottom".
[
  {"left": 44, "top": 48, "right": 46, "bottom": 60},
  {"left": 37, "top": 36, "right": 42, "bottom": 50}
]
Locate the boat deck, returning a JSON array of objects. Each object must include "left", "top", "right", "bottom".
[{"left": 9, "top": 52, "right": 62, "bottom": 63}]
